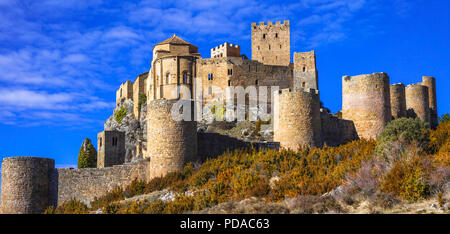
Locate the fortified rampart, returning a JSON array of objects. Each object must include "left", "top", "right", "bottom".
[
  {"left": 54, "top": 158, "right": 149, "bottom": 206},
  {"left": 320, "top": 109, "right": 359, "bottom": 146},
  {"left": 196, "top": 57, "right": 291, "bottom": 105},
  {"left": 116, "top": 80, "right": 133, "bottom": 106},
  {"left": 421, "top": 76, "right": 438, "bottom": 128},
  {"left": 293, "top": 51, "right": 318, "bottom": 90},
  {"left": 211, "top": 42, "right": 241, "bottom": 58},
  {"left": 146, "top": 99, "right": 197, "bottom": 179},
  {"left": 0, "top": 157, "right": 55, "bottom": 214},
  {"left": 274, "top": 88, "right": 322, "bottom": 150},
  {"left": 342, "top": 73, "right": 391, "bottom": 139},
  {"left": 0, "top": 157, "right": 150, "bottom": 214},
  {"left": 251, "top": 21, "right": 290, "bottom": 66},
  {"left": 405, "top": 83, "right": 430, "bottom": 123},
  {"left": 133, "top": 72, "right": 148, "bottom": 118},
  {"left": 198, "top": 132, "right": 280, "bottom": 161},
  {"left": 390, "top": 83, "right": 407, "bottom": 119}
]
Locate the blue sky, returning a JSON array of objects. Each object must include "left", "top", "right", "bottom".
[{"left": 0, "top": 0, "right": 449, "bottom": 171}]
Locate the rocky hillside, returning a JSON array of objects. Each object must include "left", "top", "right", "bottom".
[{"left": 104, "top": 99, "right": 147, "bottom": 162}]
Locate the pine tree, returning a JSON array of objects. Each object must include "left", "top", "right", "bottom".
[{"left": 78, "top": 138, "right": 97, "bottom": 168}]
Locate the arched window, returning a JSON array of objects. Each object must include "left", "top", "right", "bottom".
[
  {"left": 263, "top": 34, "right": 266, "bottom": 39},
  {"left": 255, "top": 80, "right": 259, "bottom": 85},
  {"left": 275, "top": 33, "right": 278, "bottom": 38},
  {"left": 166, "top": 73, "right": 171, "bottom": 84},
  {"left": 303, "top": 67, "right": 306, "bottom": 72},
  {"left": 302, "top": 82, "right": 306, "bottom": 88},
  {"left": 183, "top": 71, "right": 188, "bottom": 84}
]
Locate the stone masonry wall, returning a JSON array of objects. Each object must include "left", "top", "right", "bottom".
[
  {"left": 405, "top": 83, "right": 430, "bottom": 124},
  {"left": 342, "top": 73, "right": 391, "bottom": 139},
  {"left": 320, "top": 109, "right": 359, "bottom": 146},
  {"left": 251, "top": 21, "right": 290, "bottom": 66},
  {"left": 0, "top": 157, "right": 55, "bottom": 214},
  {"left": 54, "top": 159, "right": 150, "bottom": 206},
  {"left": 422, "top": 76, "right": 438, "bottom": 128},
  {"left": 197, "top": 132, "right": 280, "bottom": 161},
  {"left": 274, "top": 88, "right": 322, "bottom": 150},
  {"left": 390, "top": 83, "right": 407, "bottom": 119},
  {"left": 293, "top": 51, "right": 318, "bottom": 90},
  {"left": 147, "top": 99, "right": 197, "bottom": 179}
]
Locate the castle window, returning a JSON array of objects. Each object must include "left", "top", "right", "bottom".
[
  {"left": 303, "top": 66, "right": 306, "bottom": 72},
  {"left": 183, "top": 71, "right": 188, "bottom": 84},
  {"left": 99, "top": 138, "right": 102, "bottom": 147},
  {"left": 228, "top": 80, "right": 231, "bottom": 86},
  {"left": 280, "top": 45, "right": 282, "bottom": 49},
  {"left": 275, "top": 33, "right": 278, "bottom": 38},
  {"left": 166, "top": 73, "right": 171, "bottom": 84},
  {"left": 255, "top": 80, "right": 259, "bottom": 85},
  {"left": 269, "top": 45, "right": 271, "bottom": 50},
  {"left": 263, "top": 34, "right": 266, "bottom": 39},
  {"left": 120, "top": 88, "right": 122, "bottom": 97},
  {"left": 262, "top": 57, "right": 264, "bottom": 61},
  {"left": 302, "top": 82, "right": 306, "bottom": 88},
  {"left": 258, "top": 46, "right": 260, "bottom": 50},
  {"left": 208, "top": 73, "right": 211, "bottom": 80},
  {"left": 228, "top": 69, "right": 233, "bottom": 75}
]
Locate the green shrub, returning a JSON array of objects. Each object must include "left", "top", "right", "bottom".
[
  {"left": 45, "top": 199, "right": 89, "bottom": 214},
  {"left": 77, "top": 138, "right": 97, "bottom": 168},
  {"left": 377, "top": 118, "right": 430, "bottom": 145},
  {"left": 376, "top": 118, "right": 430, "bottom": 156},
  {"left": 439, "top": 113, "right": 450, "bottom": 124},
  {"left": 115, "top": 106, "right": 127, "bottom": 123},
  {"left": 138, "top": 93, "right": 147, "bottom": 111}
]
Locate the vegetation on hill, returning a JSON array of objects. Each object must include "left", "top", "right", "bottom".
[
  {"left": 114, "top": 106, "right": 127, "bottom": 123},
  {"left": 77, "top": 138, "right": 97, "bottom": 169},
  {"left": 48, "top": 116, "right": 450, "bottom": 214}
]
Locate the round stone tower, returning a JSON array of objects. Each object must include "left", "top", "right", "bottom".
[
  {"left": 146, "top": 99, "right": 197, "bottom": 179},
  {"left": 273, "top": 88, "right": 322, "bottom": 151},
  {"left": 342, "top": 72, "right": 391, "bottom": 139},
  {"left": 390, "top": 83, "right": 407, "bottom": 119},
  {"left": 0, "top": 157, "right": 55, "bottom": 214},
  {"left": 422, "top": 76, "right": 438, "bottom": 128},
  {"left": 405, "top": 84, "right": 430, "bottom": 124}
]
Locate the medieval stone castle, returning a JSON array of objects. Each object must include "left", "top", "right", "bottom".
[{"left": 0, "top": 20, "right": 439, "bottom": 214}]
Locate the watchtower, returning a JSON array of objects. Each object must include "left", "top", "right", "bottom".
[
  {"left": 293, "top": 51, "right": 318, "bottom": 90},
  {"left": 97, "top": 130, "right": 126, "bottom": 168},
  {"left": 251, "top": 21, "right": 290, "bottom": 66},
  {"left": 273, "top": 88, "right": 322, "bottom": 150},
  {"left": 342, "top": 73, "right": 392, "bottom": 139}
]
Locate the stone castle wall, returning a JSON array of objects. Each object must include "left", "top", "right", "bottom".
[
  {"left": 211, "top": 42, "right": 241, "bottom": 58},
  {"left": 97, "top": 130, "right": 125, "bottom": 168},
  {"left": 116, "top": 80, "right": 133, "bottom": 106},
  {"left": 406, "top": 83, "right": 430, "bottom": 124},
  {"left": 0, "top": 157, "right": 55, "bottom": 214},
  {"left": 133, "top": 72, "right": 148, "bottom": 118},
  {"left": 293, "top": 51, "right": 318, "bottom": 90},
  {"left": 251, "top": 21, "right": 290, "bottom": 66},
  {"left": 422, "top": 76, "right": 438, "bottom": 128},
  {"left": 196, "top": 57, "right": 291, "bottom": 105},
  {"left": 390, "top": 83, "right": 407, "bottom": 119},
  {"left": 320, "top": 110, "right": 359, "bottom": 146},
  {"left": 274, "top": 88, "right": 322, "bottom": 150},
  {"left": 198, "top": 132, "right": 279, "bottom": 161},
  {"left": 54, "top": 159, "right": 150, "bottom": 206},
  {"left": 342, "top": 73, "right": 391, "bottom": 139},
  {"left": 146, "top": 99, "right": 197, "bottom": 179}
]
